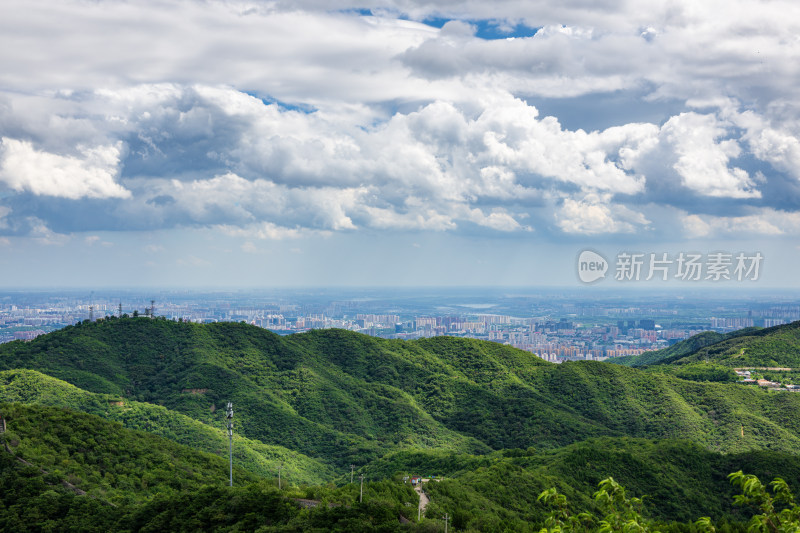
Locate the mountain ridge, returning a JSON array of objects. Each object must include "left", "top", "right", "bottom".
[{"left": 3, "top": 318, "right": 800, "bottom": 462}]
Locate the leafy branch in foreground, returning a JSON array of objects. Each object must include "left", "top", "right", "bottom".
[
  {"left": 540, "top": 472, "right": 800, "bottom": 533},
  {"left": 713, "top": 471, "right": 800, "bottom": 532},
  {"left": 538, "top": 477, "right": 658, "bottom": 532}
]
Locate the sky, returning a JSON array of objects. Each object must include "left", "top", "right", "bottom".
[{"left": 1, "top": 0, "right": 800, "bottom": 289}]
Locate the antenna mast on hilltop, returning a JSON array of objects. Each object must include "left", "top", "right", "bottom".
[
  {"left": 89, "top": 306, "right": 94, "bottom": 322},
  {"left": 226, "top": 402, "right": 234, "bottom": 486},
  {"left": 119, "top": 302, "right": 122, "bottom": 317}
]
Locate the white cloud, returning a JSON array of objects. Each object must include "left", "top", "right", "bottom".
[
  {"left": 220, "top": 222, "right": 323, "bottom": 240},
  {"left": 659, "top": 113, "right": 758, "bottom": 198},
  {"left": 0, "top": 1, "right": 798, "bottom": 244},
  {"left": 462, "top": 207, "right": 530, "bottom": 232},
  {"left": 2, "top": 0, "right": 799, "bottom": 112},
  {"left": 727, "top": 109, "right": 800, "bottom": 181},
  {"left": 0, "top": 138, "right": 130, "bottom": 199},
  {"left": 557, "top": 194, "right": 650, "bottom": 234},
  {"left": 681, "top": 210, "right": 797, "bottom": 238},
  {"left": 26, "top": 218, "right": 70, "bottom": 246},
  {"left": 1, "top": 82, "right": 798, "bottom": 241},
  {"left": 360, "top": 205, "right": 457, "bottom": 231}
]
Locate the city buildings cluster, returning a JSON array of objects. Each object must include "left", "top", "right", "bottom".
[{"left": 1, "top": 291, "right": 798, "bottom": 363}]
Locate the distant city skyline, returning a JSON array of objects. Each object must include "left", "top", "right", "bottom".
[
  {"left": 1, "top": 1, "right": 799, "bottom": 287},
  {"left": 3, "top": 287, "right": 799, "bottom": 362}
]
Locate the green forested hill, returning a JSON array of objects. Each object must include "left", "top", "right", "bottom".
[
  {"left": 613, "top": 321, "right": 800, "bottom": 369},
  {"left": 5, "top": 401, "right": 800, "bottom": 531},
  {"left": 0, "top": 402, "right": 260, "bottom": 505},
  {"left": 0, "top": 403, "right": 419, "bottom": 532},
  {"left": 0, "top": 369, "right": 333, "bottom": 484},
  {"left": 612, "top": 329, "right": 758, "bottom": 367},
  {"left": 3, "top": 318, "right": 800, "bottom": 530},
  {"left": 2, "top": 317, "right": 800, "bottom": 467},
  {"left": 400, "top": 438, "right": 800, "bottom": 530}
]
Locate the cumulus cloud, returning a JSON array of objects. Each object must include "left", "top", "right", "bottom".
[
  {"left": 0, "top": 83, "right": 796, "bottom": 241},
  {"left": 659, "top": 113, "right": 758, "bottom": 198},
  {"left": 556, "top": 194, "right": 650, "bottom": 234},
  {"left": 0, "top": 138, "right": 129, "bottom": 199},
  {"left": 681, "top": 208, "right": 800, "bottom": 238},
  {"left": 0, "top": 0, "right": 798, "bottom": 245},
  {"left": 728, "top": 109, "right": 800, "bottom": 181}
]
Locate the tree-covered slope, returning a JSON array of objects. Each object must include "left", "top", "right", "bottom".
[
  {"left": 5, "top": 319, "right": 800, "bottom": 530},
  {"left": 0, "top": 402, "right": 260, "bottom": 505},
  {"left": 3, "top": 318, "right": 800, "bottom": 467},
  {"left": 0, "top": 431, "right": 419, "bottom": 532},
  {"left": 612, "top": 329, "right": 757, "bottom": 367},
  {"left": 0, "top": 318, "right": 497, "bottom": 466},
  {"left": 614, "top": 321, "right": 800, "bottom": 369},
  {"left": 418, "top": 437, "right": 800, "bottom": 531},
  {"left": 0, "top": 369, "right": 333, "bottom": 484},
  {"left": 663, "top": 320, "right": 800, "bottom": 367}
]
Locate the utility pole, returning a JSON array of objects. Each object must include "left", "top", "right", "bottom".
[
  {"left": 150, "top": 300, "right": 155, "bottom": 317},
  {"left": 359, "top": 474, "right": 364, "bottom": 503},
  {"left": 278, "top": 462, "right": 283, "bottom": 490},
  {"left": 226, "top": 402, "right": 233, "bottom": 487},
  {"left": 444, "top": 513, "right": 449, "bottom": 533},
  {"left": 118, "top": 302, "right": 122, "bottom": 318},
  {"left": 350, "top": 464, "right": 355, "bottom": 483}
]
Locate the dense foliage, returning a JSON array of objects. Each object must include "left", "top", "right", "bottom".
[
  {"left": 402, "top": 438, "right": 800, "bottom": 530},
  {"left": 2, "top": 319, "right": 800, "bottom": 531},
  {"left": 0, "top": 402, "right": 260, "bottom": 504},
  {"left": 3, "top": 318, "right": 800, "bottom": 465},
  {"left": 0, "top": 369, "right": 333, "bottom": 484}
]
